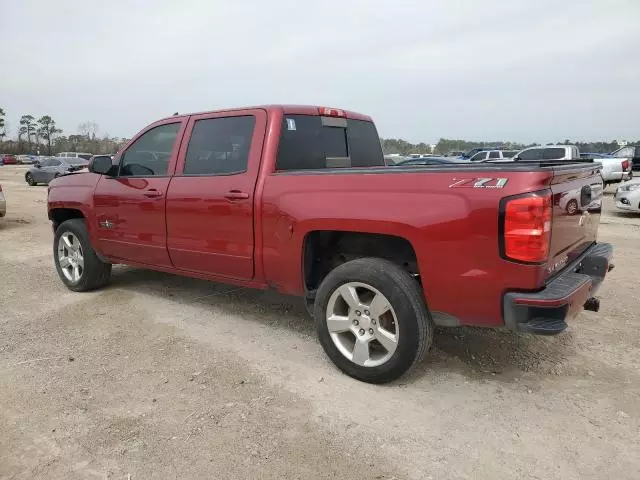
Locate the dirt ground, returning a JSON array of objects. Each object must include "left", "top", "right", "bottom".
[{"left": 0, "top": 165, "right": 638, "bottom": 480}]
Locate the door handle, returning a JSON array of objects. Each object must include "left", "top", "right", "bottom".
[
  {"left": 224, "top": 190, "right": 249, "bottom": 200},
  {"left": 143, "top": 189, "right": 163, "bottom": 198}
]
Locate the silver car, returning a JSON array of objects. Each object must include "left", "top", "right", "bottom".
[
  {"left": 25, "top": 157, "right": 89, "bottom": 186},
  {"left": 615, "top": 180, "right": 640, "bottom": 213}
]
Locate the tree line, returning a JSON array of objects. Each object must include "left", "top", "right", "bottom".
[
  {"left": 0, "top": 108, "right": 128, "bottom": 156},
  {"left": 382, "top": 137, "right": 637, "bottom": 156}
]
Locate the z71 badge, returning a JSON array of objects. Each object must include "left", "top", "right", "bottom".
[{"left": 449, "top": 178, "right": 509, "bottom": 189}]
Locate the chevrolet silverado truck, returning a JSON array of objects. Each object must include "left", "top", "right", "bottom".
[{"left": 47, "top": 105, "right": 613, "bottom": 383}]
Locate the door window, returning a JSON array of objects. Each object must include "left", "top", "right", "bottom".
[
  {"left": 469, "top": 151, "right": 488, "bottom": 161},
  {"left": 183, "top": 116, "right": 256, "bottom": 175},
  {"left": 517, "top": 148, "right": 543, "bottom": 160},
  {"left": 119, "top": 123, "right": 180, "bottom": 177},
  {"left": 488, "top": 151, "right": 501, "bottom": 159},
  {"left": 542, "top": 148, "right": 566, "bottom": 160}
]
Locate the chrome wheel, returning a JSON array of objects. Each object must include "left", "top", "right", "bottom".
[
  {"left": 326, "top": 282, "right": 399, "bottom": 367},
  {"left": 57, "top": 232, "right": 84, "bottom": 283},
  {"left": 567, "top": 200, "right": 578, "bottom": 215}
]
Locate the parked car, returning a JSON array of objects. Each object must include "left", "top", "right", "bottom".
[
  {"left": 446, "top": 151, "right": 464, "bottom": 157},
  {"left": 581, "top": 153, "right": 632, "bottom": 186},
  {"left": 16, "top": 154, "right": 37, "bottom": 164},
  {"left": 610, "top": 145, "right": 640, "bottom": 172},
  {"left": 56, "top": 152, "right": 93, "bottom": 161},
  {"left": 25, "top": 157, "right": 89, "bottom": 185},
  {"left": 0, "top": 154, "right": 17, "bottom": 165},
  {"left": 615, "top": 180, "right": 640, "bottom": 213},
  {"left": 514, "top": 145, "right": 581, "bottom": 161},
  {"left": 459, "top": 147, "right": 504, "bottom": 159},
  {"left": 47, "top": 104, "right": 613, "bottom": 383},
  {"left": 0, "top": 184, "right": 5, "bottom": 218},
  {"left": 469, "top": 150, "right": 519, "bottom": 162},
  {"left": 394, "top": 156, "right": 468, "bottom": 166}
]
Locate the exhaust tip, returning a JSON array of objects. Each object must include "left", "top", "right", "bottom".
[{"left": 584, "top": 297, "right": 600, "bottom": 312}]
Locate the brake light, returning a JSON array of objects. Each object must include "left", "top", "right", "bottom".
[
  {"left": 622, "top": 159, "right": 630, "bottom": 171},
  {"left": 502, "top": 192, "right": 552, "bottom": 263},
  {"left": 318, "top": 107, "right": 346, "bottom": 118}
]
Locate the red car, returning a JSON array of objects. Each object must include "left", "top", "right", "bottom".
[
  {"left": 47, "top": 105, "right": 613, "bottom": 383},
  {"left": 1, "top": 154, "right": 17, "bottom": 165}
]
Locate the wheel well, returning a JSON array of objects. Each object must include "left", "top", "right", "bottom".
[
  {"left": 50, "top": 208, "right": 84, "bottom": 230},
  {"left": 303, "top": 231, "right": 419, "bottom": 294}
]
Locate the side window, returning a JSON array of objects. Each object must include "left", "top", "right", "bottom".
[
  {"left": 40, "top": 159, "right": 52, "bottom": 167},
  {"left": 542, "top": 148, "right": 565, "bottom": 160},
  {"left": 517, "top": 148, "right": 542, "bottom": 160},
  {"left": 489, "top": 151, "right": 500, "bottom": 159},
  {"left": 50, "top": 159, "right": 62, "bottom": 167},
  {"left": 470, "top": 152, "right": 487, "bottom": 161},
  {"left": 183, "top": 116, "right": 256, "bottom": 175},
  {"left": 120, "top": 123, "right": 180, "bottom": 177}
]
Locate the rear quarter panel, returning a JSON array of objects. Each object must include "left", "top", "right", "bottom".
[{"left": 261, "top": 167, "right": 556, "bottom": 327}]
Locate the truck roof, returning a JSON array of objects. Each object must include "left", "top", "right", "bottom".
[{"left": 159, "top": 105, "right": 373, "bottom": 122}]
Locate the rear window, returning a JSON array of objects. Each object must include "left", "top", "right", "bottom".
[
  {"left": 276, "top": 115, "right": 384, "bottom": 171},
  {"left": 542, "top": 148, "right": 566, "bottom": 160}
]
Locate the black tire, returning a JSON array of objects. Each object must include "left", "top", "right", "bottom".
[
  {"left": 26, "top": 173, "right": 36, "bottom": 186},
  {"left": 566, "top": 199, "right": 579, "bottom": 215},
  {"left": 54, "top": 219, "right": 112, "bottom": 292},
  {"left": 314, "top": 258, "right": 433, "bottom": 384}
]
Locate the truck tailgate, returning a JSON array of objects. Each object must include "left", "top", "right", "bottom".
[{"left": 546, "top": 165, "right": 603, "bottom": 280}]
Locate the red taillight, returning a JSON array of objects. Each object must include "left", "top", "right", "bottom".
[
  {"left": 502, "top": 193, "right": 552, "bottom": 263},
  {"left": 622, "top": 160, "right": 630, "bottom": 171},
  {"left": 318, "top": 106, "right": 346, "bottom": 118}
]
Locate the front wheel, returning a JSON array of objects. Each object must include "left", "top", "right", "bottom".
[
  {"left": 54, "top": 219, "right": 112, "bottom": 292},
  {"left": 26, "top": 173, "right": 36, "bottom": 186},
  {"left": 314, "top": 258, "right": 433, "bottom": 384}
]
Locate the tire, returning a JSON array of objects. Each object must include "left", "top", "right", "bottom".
[
  {"left": 566, "top": 199, "right": 579, "bottom": 215},
  {"left": 53, "top": 219, "right": 112, "bottom": 292},
  {"left": 314, "top": 258, "right": 433, "bottom": 384},
  {"left": 26, "top": 173, "right": 36, "bottom": 186}
]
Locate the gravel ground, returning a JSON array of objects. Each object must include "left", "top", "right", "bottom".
[{"left": 1, "top": 165, "right": 638, "bottom": 480}]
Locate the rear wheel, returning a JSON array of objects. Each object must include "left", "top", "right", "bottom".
[
  {"left": 54, "top": 219, "right": 112, "bottom": 292},
  {"left": 314, "top": 258, "right": 433, "bottom": 383},
  {"left": 566, "top": 199, "right": 579, "bottom": 215},
  {"left": 26, "top": 173, "right": 36, "bottom": 186}
]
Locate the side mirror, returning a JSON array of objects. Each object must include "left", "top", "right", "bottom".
[
  {"left": 89, "top": 156, "right": 115, "bottom": 175},
  {"left": 35, "top": 162, "right": 42, "bottom": 168}
]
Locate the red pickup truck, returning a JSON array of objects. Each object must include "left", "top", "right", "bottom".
[{"left": 47, "top": 105, "right": 613, "bottom": 383}]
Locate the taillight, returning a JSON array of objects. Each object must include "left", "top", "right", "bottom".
[
  {"left": 318, "top": 107, "right": 346, "bottom": 118},
  {"left": 501, "top": 192, "right": 552, "bottom": 263},
  {"left": 622, "top": 160, "right": 630, "bottom": 171}
]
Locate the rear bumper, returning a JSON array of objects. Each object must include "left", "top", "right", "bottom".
[{"left": 503, "top": 243, "right": 613, "bottom": 335}]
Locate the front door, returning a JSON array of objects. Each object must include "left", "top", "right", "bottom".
[
  {"left": 93, "top": 119, "right": 187, "bottom": 267},
  {"left": 166, "top": 109, "right": 267, "bottom": 279}
]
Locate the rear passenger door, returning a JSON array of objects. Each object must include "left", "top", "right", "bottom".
[{"left": 166, "top": 109, "right": 267, "bottom": 279}]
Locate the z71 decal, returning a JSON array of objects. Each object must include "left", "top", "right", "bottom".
[{"left": 449, "top": 178, "right": 509, "bottom": 189}]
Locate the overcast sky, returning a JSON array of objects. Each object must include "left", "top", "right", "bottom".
[{"left": 2, "top": 0, "right": 639, "bottom": 144}]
